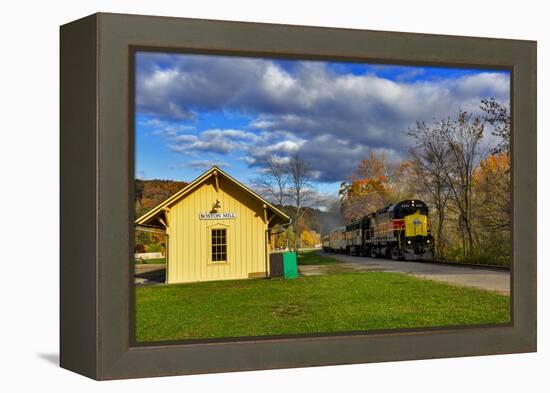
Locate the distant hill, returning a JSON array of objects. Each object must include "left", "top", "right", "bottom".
[
  {"left": 135, "top": 179, "right": 188, "bottom": 217},
  {"left": 281, "top": 205, "right": 345, "bottom": 235}
]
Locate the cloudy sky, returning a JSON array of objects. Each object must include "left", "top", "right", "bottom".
[{"left": 135, "top": 51, "right": 510, "bottom": 195}]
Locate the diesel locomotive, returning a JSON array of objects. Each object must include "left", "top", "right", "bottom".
[{"left": 322, "top": 199, "right": 434, "bottom": 261}]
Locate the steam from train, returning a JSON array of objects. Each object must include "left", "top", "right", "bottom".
[{"left": 322, "top": 199, "right": 434, "bottom": 261}]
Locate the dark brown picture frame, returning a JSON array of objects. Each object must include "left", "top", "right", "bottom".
[{"left": 60, "top": 12, "right": 536, "bottom": 380}]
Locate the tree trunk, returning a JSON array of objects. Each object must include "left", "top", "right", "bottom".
[{"left": 436, "top": 210, "right": 445, "bottom": 259}]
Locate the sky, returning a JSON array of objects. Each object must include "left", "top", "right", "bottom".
[{"left": 135, "top": 51, "right": 510, "bottom": 196}]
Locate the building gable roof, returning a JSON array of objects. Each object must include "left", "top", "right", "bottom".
[{"left": 135, "top": 166, "right": 290, "bottom": 227}]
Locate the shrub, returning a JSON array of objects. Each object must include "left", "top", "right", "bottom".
[
  {"left": 134, "top": 244, "right": 146, "bottom": 253},
  {"left": 145, "top": 243, "right": 162, "bottom": 253}
]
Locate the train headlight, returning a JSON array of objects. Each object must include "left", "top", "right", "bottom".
[
  {"left": 426, "top": 239, "right": 430, "bottom": 243},
  {"left": 407, "top": 240, "right": 411, "bottom": 244}
]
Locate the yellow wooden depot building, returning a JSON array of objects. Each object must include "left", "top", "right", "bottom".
[{"left": 135, "top": 166, "right": 290, "bottom": 284}]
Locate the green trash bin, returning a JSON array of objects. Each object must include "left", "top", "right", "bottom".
[{"left": 282, "top": 252, "right": 298, "bottom": 279}]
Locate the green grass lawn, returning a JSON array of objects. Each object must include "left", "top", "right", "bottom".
[
  {"left": 297, "top": 249, "right": 340, "bottom": 265},
  {"left": 135, "top": 272, "right": 510, "bottom": 342},
  {"left": 134, "top": 257, "right": 166, "bottom": 264}
]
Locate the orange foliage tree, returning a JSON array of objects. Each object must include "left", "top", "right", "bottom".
[
  {"left": 470, "top": 152, "right": 511, "bottom": 264},
  {"left": 339, "top": 152, "right": 397, "bottom": 222},
  {"left": 300, "top": 229, "right": 320, "bottom": 248},
  {"left": 473, "top": 153, "right": 511, "bottom": 231}
]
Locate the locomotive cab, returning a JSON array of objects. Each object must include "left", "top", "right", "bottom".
[{"left": 391, "top": 200, "right": 433, "bottom": 260}]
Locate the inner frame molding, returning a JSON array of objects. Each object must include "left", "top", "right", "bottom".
[{"left": 60, "top": 12, "right": 536, "bottom": 380}]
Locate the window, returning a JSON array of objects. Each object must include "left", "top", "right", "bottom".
[{"left": 211, "top": 228, "right": 227, "bottom": 262}]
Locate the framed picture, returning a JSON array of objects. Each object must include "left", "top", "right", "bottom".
[{"left": 60, "top": 12, "right": 536, "bottom": 380}]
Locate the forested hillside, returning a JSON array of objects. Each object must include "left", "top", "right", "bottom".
[{"left": 135, "top": 179, "right": 188, "bottom": 218}]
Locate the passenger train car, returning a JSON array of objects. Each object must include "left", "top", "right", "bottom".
[{"left": 322, "top": 199, "right": 434, "bottom": 261}]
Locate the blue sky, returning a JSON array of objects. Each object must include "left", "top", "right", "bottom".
[{"left": 135, "top": 52, "right": 510, "bottom": 196}]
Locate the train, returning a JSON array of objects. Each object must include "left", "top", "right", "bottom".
[{"left": 322, "top": 199, "right": 434, "bottom": 261}]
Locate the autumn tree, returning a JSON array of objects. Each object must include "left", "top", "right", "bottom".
[
  {"left": 471, "top": 153, "right": 511, "bottom": 264},
  {"left": 300, "top": 229, "right": 320, "bottom": 248},
  {"left": 339, "top": 152, "right": 396, "bottom": 221},
  {"left": 271, "top": 225, "right": 295, "bottom": 250}
]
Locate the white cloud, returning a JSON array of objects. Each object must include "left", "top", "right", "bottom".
[
  {"left": 185, "top": 160, "right": 232, "bottom": 170},
  {"left": 136, "top": 53, "right": 510, "bottom": 182},
  {"left": 140, "top": 118, "right": 195, "bottom": 138}
]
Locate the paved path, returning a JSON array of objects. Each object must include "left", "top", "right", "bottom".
[
  {"left": 299, "top": 251, "right": 510, "bottom": 294},
  {"left": 135, "top": 264, "right": 166, "bottom": 285}
]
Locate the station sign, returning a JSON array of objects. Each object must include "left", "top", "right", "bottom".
[{"left": 199, "top": 212, "right": 237, "bottom": 220}]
